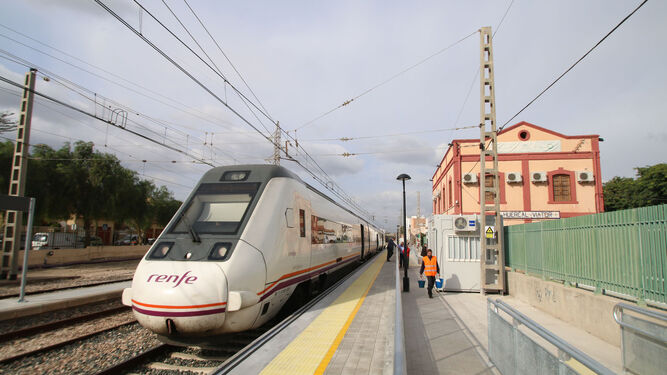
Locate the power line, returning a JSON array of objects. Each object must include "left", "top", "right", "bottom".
[
  {"left": 158, "top": 0, "right": 274, "bottom": 136},
  {"left": 0, "top": 28, "right": 244, "bottom": 133},
  {"left": 131, "top": 0, "right": 275, "bottom": 136},
  {"left": 294, "top": 30, "right": 478, "bottom": 131},
  {"left": 181, "top": 0, "right": 273, "bottom": 118},
  {"left": 300, "top": 125, "right": 477, "bottom": 143},
  {"left": 95, "top": 1, "right": 377, "bottom": 224},
  {"left": 0, "top": 74, "right": 215, "bottom": 166},
  {"left": 498, "top": 0, "right": 648, "bottom": 132}
]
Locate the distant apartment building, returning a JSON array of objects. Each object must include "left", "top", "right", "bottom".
[
  {"left": 409, "top": 216, "right": 428, "bottom": 244},
  {"left": 431, "top": 122, "right": 604, "bottom": 225}
]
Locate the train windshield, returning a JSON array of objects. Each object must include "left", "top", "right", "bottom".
[{"left": 170, "top": 182, "right": 260, "bottom": 235}]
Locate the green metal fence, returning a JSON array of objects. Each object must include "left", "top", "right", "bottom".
[{"left": 505, "top": 204, "right": 667, "bottom": 306}]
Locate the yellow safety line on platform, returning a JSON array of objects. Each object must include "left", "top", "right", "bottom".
[
  {"left": 260, "top": 255, "right": 386, "bottom": 375},
  {"left": 565, "top": 358, "right": 596, "bottom": 375}
]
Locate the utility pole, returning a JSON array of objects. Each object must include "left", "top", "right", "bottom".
[
  {"left": 416, "top": 191, "right": 421, "bottom": 217},
  {"left": 1, "top": 68, "right": 36, "bottom": 280},
  {"left": 478, "top": 27, "right": 505, "bottom": 294},
  {"left": 272, "top": 121, "right": 281, "bottom": 165}
]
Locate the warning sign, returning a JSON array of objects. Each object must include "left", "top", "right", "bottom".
[{"left": 485, "top": 226, "right": 495, "bottom": 239}]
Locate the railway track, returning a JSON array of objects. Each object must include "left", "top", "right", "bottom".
[
  {"left": 0, "top": 278, "right": 132, "bottom": 299},
  {"left": 0, "top": 305, "right": 129, "bottom": 343},
  {"left": 96, "top": 330, "right": 268, "bottom": 375},
  {"left": 0, "top": 306, "right": 134, "bottom": 364},
  {"left": 95, "top": 254, "right": 375, "bottom": 375}
]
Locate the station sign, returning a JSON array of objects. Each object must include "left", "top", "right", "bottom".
[{"left": 500, "top": 211, "right": 560, "bottom": 219}]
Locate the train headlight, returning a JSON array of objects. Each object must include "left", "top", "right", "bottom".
[
  {"left": 208, "top": 242, "right": 232, "bottom": 260},
  {"left": 148, "top": 242, "right": 174, "bottom": 259},
  {"left": 221, "top": 171, "right": 249, "bottom": 181}
]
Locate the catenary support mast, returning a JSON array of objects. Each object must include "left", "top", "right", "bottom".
[
  {"left": 479, "top": 27, "right": 505, "bottom": 293},
  {"left": 1, "top": 68, "right": 36, "bottom": 280}
]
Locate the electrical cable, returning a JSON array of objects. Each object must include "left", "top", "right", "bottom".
[
  {"left": 0, "top": 74, "right": 215, "bottom": 166},
  {"left": 182, "top": 0, "right": 272, "bottom": 117},
  {"left": 294, "top": 30, "right": 478, "bottom": 131},
  {"left": 158, "top": 0, "right": 273, "bottom": 136},
  {"left": 498, "top": 0, "right": 648, "bottom": 132},
  {"left": 0, "top": 30, "right": 243, "bottom": 133},
  {"left": 95, "top": 1, "right": 378, "bottom": 224}
]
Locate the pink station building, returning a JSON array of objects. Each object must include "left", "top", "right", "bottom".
[{"left": 431, "top": 121, "right": 604, "bottom": 225}]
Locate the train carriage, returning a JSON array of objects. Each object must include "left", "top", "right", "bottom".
[{"left": 122, "top": 164, "right": 383, "bottom": 345}]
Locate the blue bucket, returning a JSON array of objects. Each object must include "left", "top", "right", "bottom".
[
  {"left": 435, "top": 278, "right": 444, "bottom": 289},
  {"left": 418, "top": 279, "right": 425, "bottom": 288}
]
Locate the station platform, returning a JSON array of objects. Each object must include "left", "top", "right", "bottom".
[
  {"left": 404, "top": 251, "right": 623, "bottom": 375},
  {"left": 0, "top": 280, "right": 130, "bottom": 321},
  {"left": 227, "top": 248, "right": 624, "bottom": 375},
  {"left": 227, "top": 253, "right": 395, "bottom": 375}
]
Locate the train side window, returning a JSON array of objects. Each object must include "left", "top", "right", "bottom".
[{"left": 299, "top": 209, "right": 306, "bottom": 237}]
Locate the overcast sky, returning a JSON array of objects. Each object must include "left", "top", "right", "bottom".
[{"left": 0, "top": 0, "right": 664, "bottom": 231}]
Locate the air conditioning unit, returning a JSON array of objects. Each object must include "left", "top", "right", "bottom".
[
  {"left": 453, "top": 215, "right": 477, "bottom": 232},
  {"left": 577, "top": 171, "right": 594, "bottom": 183},
  {"left": 531, "top": 172, "right": 547, "bottom": 183},
  {"left": 506, "top": 172, "right": 522, "bottom": 184},
  {"left": 462, "top": 173, "right": 477, "bottom": 184}
]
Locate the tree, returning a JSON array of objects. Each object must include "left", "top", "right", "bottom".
[
  {"left": 634, "top": 164, "right": 667, "bottom": 207},
  {"left": 603, "top": 163, "right": 667, "bottom": 211},
  {"left": 0, "top": 111, "right": 17, "bottom": 133}
]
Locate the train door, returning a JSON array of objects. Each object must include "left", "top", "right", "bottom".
[
  {"left": 376, "top": 234, "right": 379, "bottom": 251},
  {"left": 360, "top": 224, "right": 365, "bottom": 260}
]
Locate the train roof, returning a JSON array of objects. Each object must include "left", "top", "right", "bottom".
[{"left": 197, "top": 165, "right": 381, "bottom": 231}]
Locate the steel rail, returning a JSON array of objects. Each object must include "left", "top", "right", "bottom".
[
  {"left": 95, "top": 343, "right": 170, "bottom": 375},
  {"left": 488, "top": 298, "right": 615, "bottom": 375},
  {"left": 0, "top": 320, "right": 136, "bottom": 364},
  {"left": 0, "top": 305, "right": 129, "bottom": 342},
  {"left": 0, "top": 278, "right": 132, "bottom": 299}
]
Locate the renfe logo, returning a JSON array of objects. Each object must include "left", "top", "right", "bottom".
[{"left": 147, "top": 271, "right": 198, "bottom": 287}]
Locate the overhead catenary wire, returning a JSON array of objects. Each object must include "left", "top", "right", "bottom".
[
  {"left": 0, "top": 28, "right": 247, "bottom": 134},
  {"left": 95, "top": 0, "right": 377, "bottom": 224},
  {"left": 0, "top": 74, "right": 216, "bottom": 167},
  {"left": 294, "top": 30, "right": 478, "bottom": 132},
  {"left": 181, "top": 0, "right": 273, "bottom": 118},
  {"left": 498, "top": 0, "right": 648, "bottom": 132},
  {"left": 0, "top": 65, "right": 240, "bottom": 164},
  {"left": 131, "top": 0, "right": 275, "bottom": 136},
  {"left": 124, "top": 1, "right": 376, "bottom": 221}
]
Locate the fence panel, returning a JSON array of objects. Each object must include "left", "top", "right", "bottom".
[{"left": 505, "top": 204, "right": 667, "bottom": 305}]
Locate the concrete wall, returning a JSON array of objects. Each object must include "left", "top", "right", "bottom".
[
  {"left": 17, "top": 245, "right": 149, "bottom": 269},
  {"left": 507, "top": 271, "right": 621, "bottom": 346}
]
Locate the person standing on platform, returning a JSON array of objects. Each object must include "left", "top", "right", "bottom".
[
  {"left": 386, "top": 238, "right": 395, "bottom": 262},
  {"left": 399, "top": 242, "right": 410, "bottom": 269},
  {"left": 398, "top": 242, "right": 405, "bottom": 267},
  {"left": 420, "top": 249, "right": 440, "bottom": 298}
]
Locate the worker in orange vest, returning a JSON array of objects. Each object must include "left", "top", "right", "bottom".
[{"left": 419, "top": 249, "right": 440, "bottom": 298}]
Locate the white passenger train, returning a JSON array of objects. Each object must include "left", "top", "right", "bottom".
[{"left": 122, "top": 165, "right": 384, "bottom": 345}]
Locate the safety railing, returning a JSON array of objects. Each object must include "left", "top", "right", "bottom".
[
  {"left": 394, "top": 249, "right": 407, "bottom": 375},
  {"left": 487, "top": 298, "right": 614, "bottom": 375},
  {"left": 613, "top": 302, "right": 667, "bottom": 375},
  {"left": 505, "top": 204, "right": 667, "bottom": 306}
]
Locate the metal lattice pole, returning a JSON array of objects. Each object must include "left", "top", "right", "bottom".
[
  {"left": 479, "top": 28, "right": 505, "bottom": 293},
  {"left": 1, "top": 69, "right": 36, "bottom": 280}
]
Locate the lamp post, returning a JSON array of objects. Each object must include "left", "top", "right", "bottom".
[{"left": 396, "top": 173, "right": 411, "bottom": 292}]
